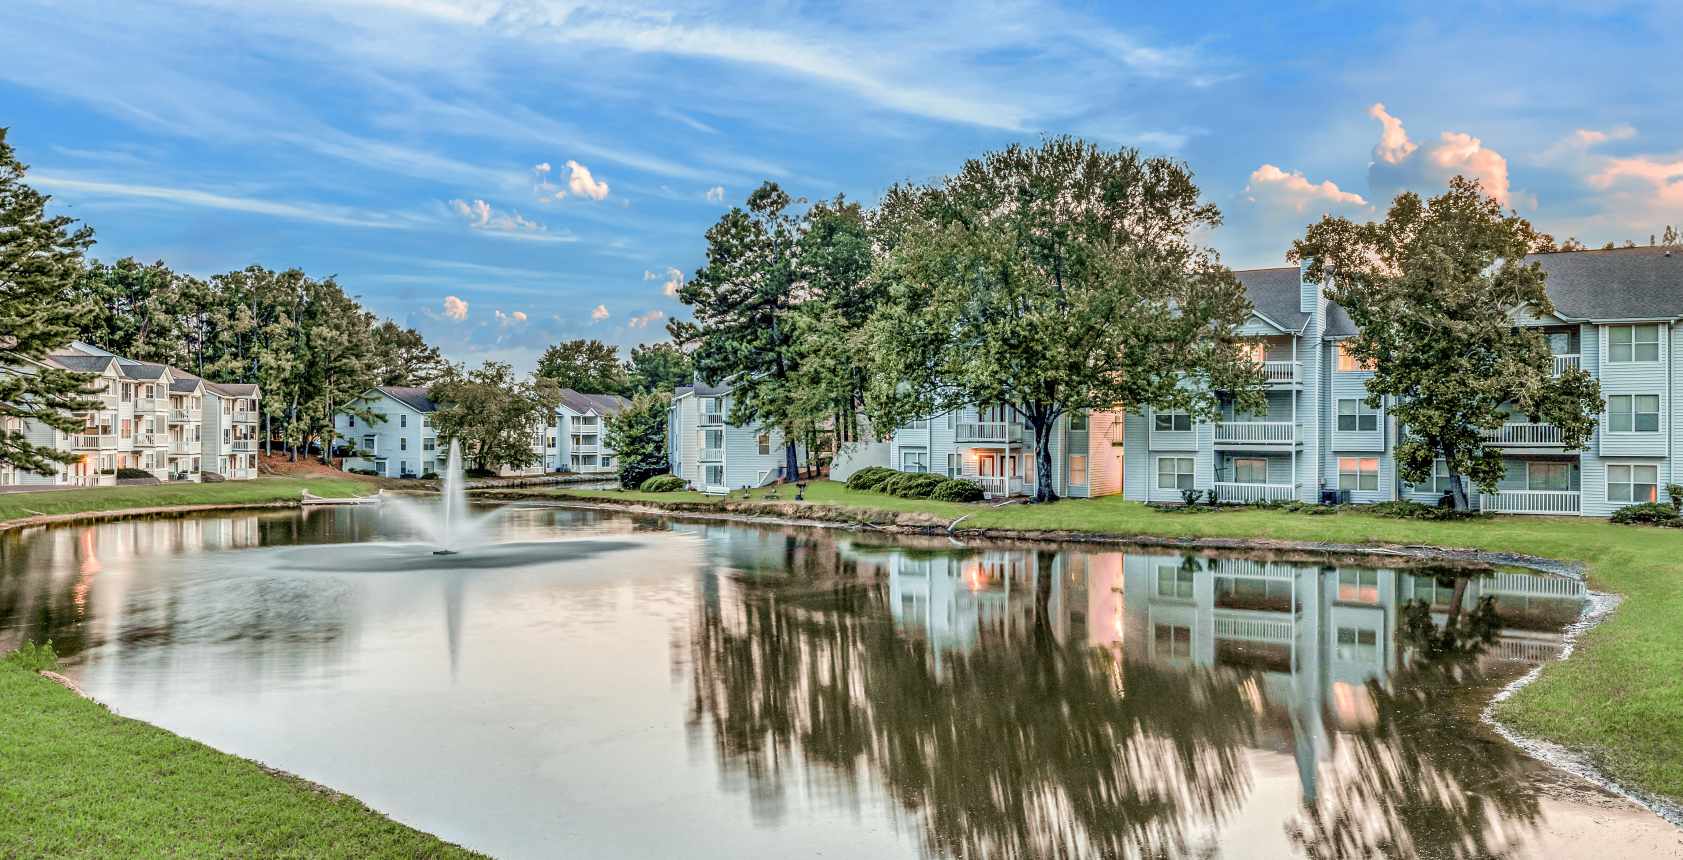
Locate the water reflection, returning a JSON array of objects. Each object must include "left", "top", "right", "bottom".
[
  {"left": 687, "top": 538, "right": 1592, "bottom": 858},
  {"left": 1, "top": 507, "right": 1669, "bottom": 859}
]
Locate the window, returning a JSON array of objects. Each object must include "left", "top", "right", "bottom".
[
  {"left": 1528, "top": 462, "right": 1575, "bottom": 491},
  {"left": 1429, "top": 459, "right": 1454, "bottom": 493},
  {"left": 1336, "top": 398, "right": 1379, "bottom": 432},
  {"left": 704, "top": 464, "right": 724, "bottom": 487},
  {"left": 1338, "top": 570, "right": 1379, "bottom": 603},
  {"left": 362, "top": 434, "right": 375, "bottom": 450},
  {"left": 400, "top": 414, "right": 407, "bottom": 428},
  {"left": 422, "top": 416, "right": 430, "bottom": 429},
  {"left": 399, "top": 437, "right": 408, "bottom": 451},
  {"left": 1231, "top": 457, "right": 1267, "bottom": 484},
  {"left": 1336, "top": 627, "right": 1379, "bottom": 661},
  {"left": 1155, "top": 565, "right": 1195, "bottom": 599},
  {"left": 347, "top": 415, "right": 355, "bottom": 428},
  {"left": 906, "top": 418, "right": 928, "bottom": 430},
  {"left": 900, "top": 449, "right": 929, "bottom": 473},
  {"left": 1608, "top": 324, "right": 1661, "bottom": 363},
  {"left": 1069, "top": 413, "right": 1088, "bottom": 431},
  {"left": 1153, "top": 410, "right": 1192, "bottom": 432},
  {"left": 1337, "top": 342, "right": 1376, "bottom": 372},
  {"left": 1068, "top": 454, "right": 1088, "bottom": 485},
  {"left": 757, "top": 434, "right": 771, "bottom": 455},
  {"left": 1154, "top": 624, "right": 1192, "bottom": 658},
  {"left": 947, "top": 453, "right": 958, "bottom": 477},
  {"left": 1338, "top": 457, "right": 1379, "bottom": 492},
  {"left": 1607, "top": 464, "right": 1659, "bottom": 504},
  {"left": 1608, "top": 394, "right": 1661, "bottom": 433},
  {"left": 1156, "top": 456, "right": 1195, "bottom": 490},
  {"left": 423, "top": 438, "right": 436, "bottom": 452}
]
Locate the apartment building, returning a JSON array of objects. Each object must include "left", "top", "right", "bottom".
[
  {"left": 668, "top": 380, "right": 800, "bottom": 493},
  {"left": 335, "top": 386, "right": 439, "bottom": 478},
  {"left": 2, "top": 342, "right": 261, "bottom": 486},
  {"left": 549, "top": 389, "right": 629, "bottom": 473},
  {"left": 1123, "top": 247, "right": 1683, "bottom": 516},
  {"left": 876, "top": 406, "right": 1125, "bottom": 499}
]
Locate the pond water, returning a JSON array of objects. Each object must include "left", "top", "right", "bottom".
[{"left": 1, "top": 503, "right": 1679, "bottom": 859}]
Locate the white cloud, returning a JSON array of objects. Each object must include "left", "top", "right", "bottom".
[
  {"left": 1587, "top": 153, "right": 1683, "bottom": 217},
  {"left": 705, "top": 185, "right": 725, "bottom": 203},
  {"left": 28, "top": 173, "right": 414, "bottom": 229},
  {"left": 1364, "top": 103, "right": 1514, "bottom": 206},
  {"left": 646, "top": 266, "right": 684, "bottom": 296},
  {"left": 533, "top": 162, "right": 551, "bottom": 174},
  {"left": 628, "top": 309, "right": 665, "bottom": 329},
  {"left": 442, "top": 295, "right": 468, "bottom": 320},
  {"left": 591, "top": 304, "right": 609, "bottom": 322},
  {"left": 1244, "top": 164, "right": 1367, "bottom": 212},
  {"left": 511, "top": 310, "right": 527, "bottom": 322},
  {"left": 565, "top": 160, "right": 609, "bottom": 201},
  {"left": 448, "top": 197, "right": 571, "bottom": 240}
]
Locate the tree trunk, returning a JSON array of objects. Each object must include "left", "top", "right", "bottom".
[
  {"left": 1030, "top": 415, "right": 1058, "bottom": 503},
  {"left": 1443, "top": 446, "right": 1470, "bottom": 511},
  {"left": 784, "top": 439, "right": 799, "bottom": 484}
]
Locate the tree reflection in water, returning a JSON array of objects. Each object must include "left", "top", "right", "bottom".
[{"left": 686, "top": 542, "right": 1260, "bottom": 859}]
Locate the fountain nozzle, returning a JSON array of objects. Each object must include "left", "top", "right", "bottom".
[{"left": 433, "top": 549, "right": 458, "bottom": 556}]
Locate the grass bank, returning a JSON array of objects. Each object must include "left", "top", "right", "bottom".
[
  {"left": 0, "top": 662, "right": 480, "bottom": 858},
  {"left": 532, "top": 480, "right": 1683, "bottom": 806},
  {"left": 0, "top": 477, "right": 370, "bottom": 525}
]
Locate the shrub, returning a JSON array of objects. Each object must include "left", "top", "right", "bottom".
[
  {"left": 115, "top": 467, "right": 152, "bottom": 479},
  {"left": 1366, "top": 500, "right": 1486, "bottom": 521},
  {"left": 638, "top": 475, "right": 687, "bottom": 493},
  {"left": 930, "top": 478, "right": 986, "bottom": 502},
  {"left": 884, "top": 472, "right": 947, "bottom": 499},
  {"left": 1611, "top": 502, "right": 1683, "bottom": 526},
  {"left": 1179, "top": 487, "right": 1203, "bottom": 507},
  {"left": 2, "top": 640, "right": 58, "bottom": 672},
  {"left": 845, "top": 466, "right": 897, "bottom": 492},
  {"left": 464, "top": 467, "right": 496, "bottom": 478},
  {"left": 1668, "top": 483, "right": 1683, "bottom": 511}
]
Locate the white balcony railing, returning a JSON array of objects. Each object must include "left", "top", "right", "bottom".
[
  {"left": 955, "top": 421, "right": 1024, "bottom": 444},
  {"left": 1489, "top": 571, "right": 1586, "bottom": 599},
  {"left": 74, "top": 433, "right": 117, "bottom": 450},
  {"left": 702, "top": 412, "right": 725, "bottom": 425},
  {"left": 700, "top": 447, "right": 724, "bottom": 462},
  {"left": 1260, "top": 360, "right": 1301, "bottom": 384},
  {"left": 134, "top": 432, "right": 163, "bottom": 448},
  {"left": 1478, "top": 423, "right": 1564, "bottom": 446},
  {"left": 231, "top": 439, "right": 257, "bottom": 452},
  {"left": 232, "top": 409, "right": 258, "bottom": 423},
  {"left": 1478, "top": 490, "right": 1580, "bottom": 515},
  {"left": 573, "top": 443, "right": 601, "bottom": 454},
  {"left": 171, "top": 439, "right": 201, "bottom": 454},
  {"left": 1213, "top": 421, "right": 1296, "bottom": 445},
  {"left": 1553, "top": 354, "right": 1581, "bottom": 375},
  {"left": 1212, "top": 609, "right": 1295, "bottom": 644},
  {"left": 1212, "top": 482, "right": 1297, "bottom": 504},
  {"left": 169, "top": 408, "right": 200, "bottom": 423},
  {"left": 135, "top": 397, "right": 165, "bottom": 413},
  {"left": 962, "top": 474, "right": 1024, "bottom": 498}
]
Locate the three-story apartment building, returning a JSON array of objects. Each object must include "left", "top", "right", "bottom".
[
  {"left": 550, "top": 389, "right": 630, "bottom": 473},
  {"left": 336, "top": 386, "right": 439, "bottom": 478},
  {"left": 877, "top": 406, "right": 1125, "bottom": 499},
  {"left": 1123, "top": 247, "right": 1683, "bottom": 516},
  {"left": 668, "top": 380, "right": 799, "bottom": 494}
]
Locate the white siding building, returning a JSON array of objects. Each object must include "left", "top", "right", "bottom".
[
  {"left": 668, "top": 380, "right": 800, "bottom": 494},
  {"left": 335, "top": 386, "right": 439, "bottom": 478}
]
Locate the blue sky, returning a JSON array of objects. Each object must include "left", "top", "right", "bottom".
[{"left": 4, "top": 1, "right": 1680, "bottom": 372}]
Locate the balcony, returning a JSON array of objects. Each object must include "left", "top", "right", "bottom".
[
  {"left": 1552, "top": 354, "right": 1581, "bottom": 375},
  {"left": 700, "top": 447, "right": 724, "bottom": 462},
  {"left": 135, "top": 397, "right": 165, "bottom": 413},
  {"left": 1478, "top": 490, "right": 1580, "bottom": 515},
  {"left": 1478, "top": 422, "right": 1564, "bottom": 447},
  {"left": 955, "top": 421, "right": 1025, "bottom": 444},
  {"left": 702, "top": 412, "right": 725, "bottom": 425},
  {"left": 1212, "top": 482, "right": 1297, "bottom": 504},
  {"left": 961, "top": 474, "right": 1024, "bottom": 498},
  {"left": 231, "top": 439, "right": 257, "bottom": 452},
  {"left": 1213, "top": 421, "right": 1297, "bottom": 446},
  {"left": 573, "top": 443, "right": 601, "bottom": 455},
  {"left": 134, "top": 432, "right": 165, "bottom": 448},
  {"left": 1260, "top": 360, "right": 1301, "bottom": 385},
  {"left": 231, "top": 409, "right": 258, "bottom": 424},
  {"left": 169, "top": 408, "right": 200, "bottom": 423},
  {"left": 171, "top": 438, "right": 201, "bottom": 455},
  {"left": 74, "top": 433, "right": 117, "bottom": 450}
]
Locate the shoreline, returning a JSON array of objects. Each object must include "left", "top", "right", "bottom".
[{"left": 6, "top": 489, "right": 1681, "bottom": 836}]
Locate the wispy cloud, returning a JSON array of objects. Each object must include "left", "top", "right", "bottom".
[
  {"left": 704, "top": 185, "right": 725, "bottom": 203},
  {"left": 29, "top": 174, "right": 416, "bottom": 228},
  {"left": 627, "top": 308, "right": 665, "bottom": 329},
  {"left": 448, "top": 197, "right": 574, "bottom": 241},
  {"left": 591, "top": 304, "right": 609, "bottom": 322}
]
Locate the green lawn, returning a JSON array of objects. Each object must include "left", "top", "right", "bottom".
[
  {"left": 0, "top": 477, "right": 369, "bottom": 524},
  {"left": 0, "top": 662, "right": 479, "bottom": 858},
  {"left": 544, "top": 480, "right": 1683, "bottom": 806}
]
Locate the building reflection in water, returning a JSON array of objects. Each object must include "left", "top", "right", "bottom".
[{"left": 686, "top": 530, "right": 1587, "bottom": 860}]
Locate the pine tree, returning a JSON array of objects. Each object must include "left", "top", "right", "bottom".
[{"left": 0, "top": 128, "right": 100, "bottom": 474}]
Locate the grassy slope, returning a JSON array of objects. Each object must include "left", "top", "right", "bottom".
[
  {"left": 0, "top": 477, "right": 369, "bottom": 523},
  {"left": 0, "top": 664, "right": 480, "bottom": 858},
  {"left": 550, "top": 481, "right": 1683, "bottom": 803}
]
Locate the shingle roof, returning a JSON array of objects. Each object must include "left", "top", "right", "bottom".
[
  {"left": 116, "top": 361, "right": 167, "bottom": 381},
  {"left": 1234, "top": 267, "right": 1310, "bottom": 332},
  {"left": 207, "top": 382, "right": 260, "bottom": 397},
  {"left": 557, "top": 389, "right": 631, "bottom": 416},
  {"left": 376, "top": 385, "right": 436, "bottom": 413},
  {"left": 1529, "top": 246, "right": 1683, "bottom": 321},
  {"left": 170, "top": 377, "right": 202, "bottom": 393},
  {"left": 45, "top": 353, "right": 114, "bottom": 373}
]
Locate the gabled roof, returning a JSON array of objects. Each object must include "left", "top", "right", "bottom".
[
  {"left": 373, "top": 385, "right": 436, "bottom": 413},
  {"left": 115, "top": 361, "right": 168, "bottom": 381},
  {"left": 45, "top": 353, "right": 115, "bottom": 373},
  {"left": 206, "top": 382, "right": 260, "bottom": 397},
  {"left": 557, "top": 389, "right": 631, "bottom": 416},
  {"left": 170, "top": 377, "right": 203, "bottom": 393},
  {"left": 1234, "top": 267, "right": 1310, "bottom": 333},
  {"left": 1529, "top": 246, "right": 1683, "bottom": 321}
]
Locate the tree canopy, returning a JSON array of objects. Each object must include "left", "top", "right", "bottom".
[
  {"left": 535, "top": 338, "right": 630, "bottom": 395},
  {"left": 864, "top": 136, "right": 1262, "bottom": 501},
  {"left": 428, "top": 361, "right": 559, "bottom": 471},
  {"left": 1291, "top": 176, "right": 1603, "bottom": 509},
  {"left": 625, "top": 341, "right": 693, "bottom": 395},
  {"left": 604, "top": 390, "right": 671, "bottom": 488},
  {"left": 0, "top": 128, "right": 100, "bottom": 473}
]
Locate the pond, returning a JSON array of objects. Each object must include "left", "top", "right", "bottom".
[{"left": 2, "top": 503, "right": 1678, "bottom": 858}]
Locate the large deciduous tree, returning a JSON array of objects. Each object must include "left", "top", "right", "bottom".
[
  {"left": 670, "top": 182, "right": 807, "bottom": 483},
  {"left": 535, "top": 338, "right": 629, "bottom": 394},
  {"left": 791, "top": 196, "right": 879, "bottom": 462},
  {"left": 865, "top": 137, "right": 1262, "bottom": 502},
  {"left": 1291, "top": 176, "right": 1603, "bottom": 511},
  {"left": 429, "top": 362, "right": 560, "bottom": 472},
  {"left": 604, "top": 390, "right": 671, "bottom": 488},
  {"left": 0, "top": 128, "right": 100, "bottom": 474},
  {"left": 370, "top": 320, "right": 448, "bottom": 387}
]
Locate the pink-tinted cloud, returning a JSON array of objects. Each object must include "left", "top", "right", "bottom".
[
  {"left": 1245, "top": 164, "right": 1367, "bottom": 212},
  {"left": 442, "top": 295, "right": 468, "bottom": 321},
  {"left": 1368, "top": 103, "right": 1417, "bottom": 166},
  {"left": 628, "top": 309, "right": 665, "bottom": 329},
  {"left": 565, "top": 160, "right": 609, "bottom": 201},
  {"left": 591, "top": 304, "right": 609, "bottom": 322},
  {"left": 1364, "top": 103, "right": 1514, "bottom": 206}
]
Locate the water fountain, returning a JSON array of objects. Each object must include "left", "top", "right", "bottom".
[{"left": 385, "top": 439, "right": 496, "bottom": 555}]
